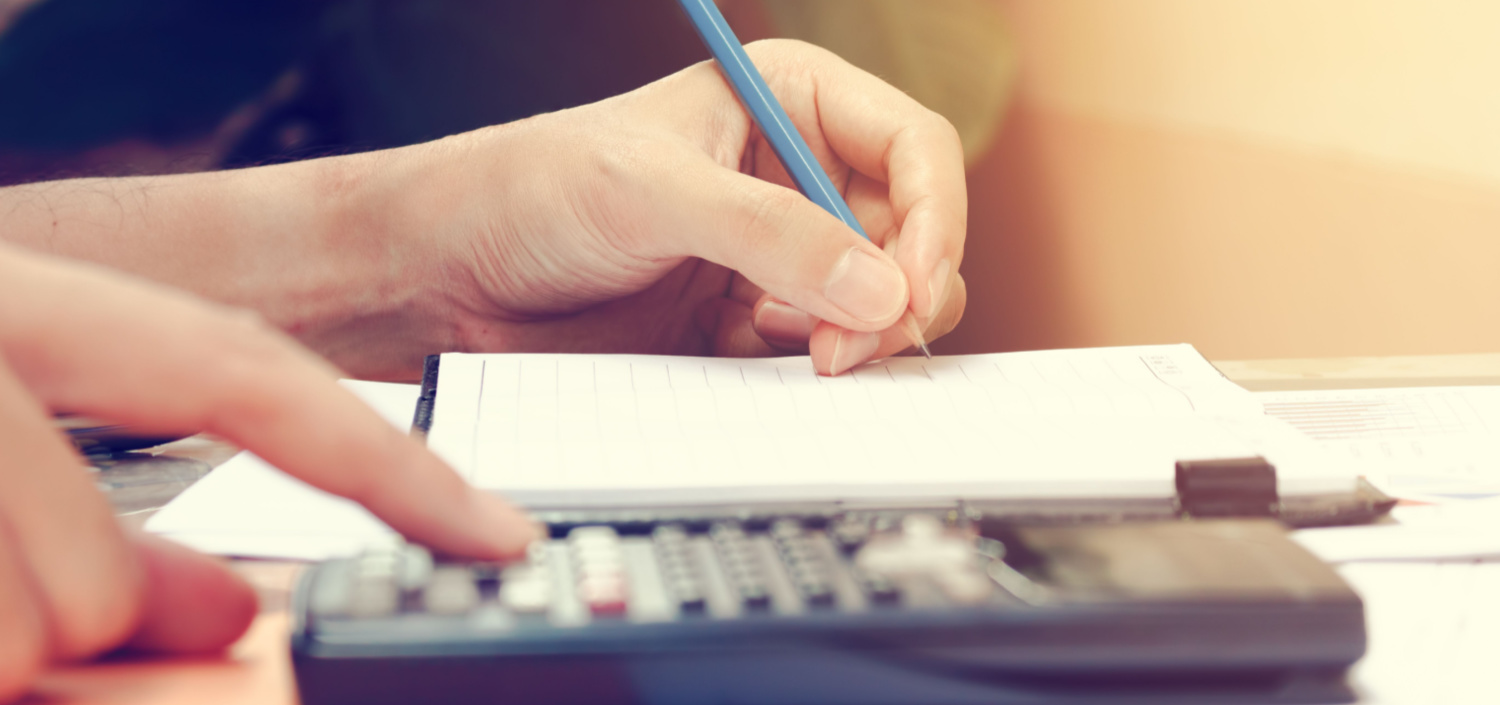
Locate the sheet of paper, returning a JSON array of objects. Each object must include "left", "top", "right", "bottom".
[
  {"left": 1295, "top": 496, "right": 1500, "bottom": 563},
  {"left": 427, "top": 345, "right": 1343, "bottom": 508},
  {"left": 145, "top": 380, "right": 416, "bottom": 560},
  {"left": 1259, "top": 386, "right": 1500, "bottom": 500},
  {"left": 1341, "top": 560, "right": 1500, "bottom": 703}
]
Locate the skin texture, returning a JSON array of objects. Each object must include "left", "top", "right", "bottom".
[
  {"left": 0, "top": 40, "right": 967, "bottom": 378},
  {"left": 0, "top": 40, "right": 967, "bottom": 700},
  {"left": 0, "top": 245, "right": 542, "bottom": 702}
]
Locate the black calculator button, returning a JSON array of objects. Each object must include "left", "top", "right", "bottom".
[
  {"left": 800, "top": 583, "right": 835, "bottom": 608},
  {"left": 677, "top": 593, "right": 707, "bottom": 613},
  {"left": 740, "top": 587, "right": 772, "bottom": 610},
  {"left": 859, "top": 574, "right": 902, "bottom": 606},
  {"left": 830, "top": 520, "right": 872, "bottom": 555}
]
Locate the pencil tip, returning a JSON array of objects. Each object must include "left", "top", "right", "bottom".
[{"left": 898, "top": 311, "right": 932, "bottom": 358}]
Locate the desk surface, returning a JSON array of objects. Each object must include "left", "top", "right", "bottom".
[{"left": 29, "top": 355, "right": 1500, "bottom": 705}]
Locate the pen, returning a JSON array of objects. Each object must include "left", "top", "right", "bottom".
[{"left": 675, "top": 0, "right": 932, "bottom": 358}]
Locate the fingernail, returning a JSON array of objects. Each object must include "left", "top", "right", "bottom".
[
  {"left": 754, "top": 301, "right": 817, "bottom": 342},
  {"left": 824, "top": 249, "right": 906, "bottom": 323},
  {"left": 925, "top": 258, "right": 952, "bottom": 319},
  {"left": 830, "top": 329, "right": 881, "bottom": 375}
]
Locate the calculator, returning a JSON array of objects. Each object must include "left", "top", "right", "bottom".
[{"left": 291, "top": 515, "right": 1365, "bottom": 705}]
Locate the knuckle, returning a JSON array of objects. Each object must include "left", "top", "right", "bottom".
[
  {"left": 591, "top": 135, "right": 654, "bottom": 185},
  {"left": 932, "top": 113, "right": 964, "bottom": 151},
  {"left": 744, "top": 39, "right": 841, "bottom": 86},
  {"left": 744, "top": 38, "right": 823, "bottom": 61},
  {"left": 734, "top": 186, "right": 802, "bottom": 257}
]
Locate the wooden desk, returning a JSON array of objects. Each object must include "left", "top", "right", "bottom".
[{"left": 29, "top": 355, "right": 1500, "bottom": 705}]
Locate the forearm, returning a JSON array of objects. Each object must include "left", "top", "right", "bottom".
[{"left": 0, "top": 153, "right": 460, "bottom": 379}]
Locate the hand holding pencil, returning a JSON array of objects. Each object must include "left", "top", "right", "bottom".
[
  {"left": 677, "top": 0, "right": 938, "bottom": 361},
  {"left": 155, "top": 36, "right": 967, "bottom": 378},
  {"left": 675, "top": 0, "right": 969, "bottom": 373},
  {"left": 393, "top": 38, "right": 970, "bottom": 375}
]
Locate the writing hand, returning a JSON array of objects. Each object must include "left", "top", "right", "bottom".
[{"left": 370, "top": 39, "right": 967, "bottom": 375}]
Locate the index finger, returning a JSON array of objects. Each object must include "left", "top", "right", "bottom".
[
  {"left": 750, "top": 40, "right": 969, "bottom": 321},
  {"left": 0, "top": 249, "right": 538, "bottom": 560}
]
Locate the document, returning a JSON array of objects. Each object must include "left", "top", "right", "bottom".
[
  {"left": 148, "top": 345, "right": 1353, "bottom": 561},
  {"left": 1296, "top": 496, "right": 1500, "bottom": 563},
  {"left": 1259, "top": 386, "right": 1500, "bottom": 500},
  {"left": 425, "top": 344, "right": 1344, "bottom": 508},
  {"left": 1341, "top": 560, "right": 1500, "bottom": 703},
  {"left": 1265, "top": 385, "right": 1500, "bottom": 564}
]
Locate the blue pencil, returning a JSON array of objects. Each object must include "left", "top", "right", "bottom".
[{"left": 675, "top": 0, "right": 931, "bottom": 358}]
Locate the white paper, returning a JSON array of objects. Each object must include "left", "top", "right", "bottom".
[
  {"left": 428, "top": 345, "right": 1341, "bottom": 508},
  {"left": 1295, "top": 496, "right": 1500, "bottom": 563},
  {"left": 1342, "top": 561, "right": 1500, "bottom": 703},
  {"left": 147, "top": 346, "right": 1356, "bottom": 562},
  {"left": 145, "top": 380, "right": 418, "bottom": 560},
  {"left": 1259, "top": 386, "right": 1500, "bottom": 500}
]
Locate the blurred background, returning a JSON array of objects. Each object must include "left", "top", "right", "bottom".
[{"left": 2, "top": 0, "right": 1497, "bottom": 361}]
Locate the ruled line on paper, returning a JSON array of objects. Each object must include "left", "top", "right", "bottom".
[{"left": 422, "top": 346, "right": 1299, "bottom": 502}]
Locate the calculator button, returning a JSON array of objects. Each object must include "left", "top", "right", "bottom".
[
  {"left": 799, "top": 582, "right": 835, "bottom": 607},
  {"left": 830, "top": 518, "right": 872, "bottom": 555},
  {"left": 769, "top": 519, "right": 804, "bottom": 539},
  {"left": 739, "top": 585, "right": 772, "bottom": 610},
  {"left": 579, "top": 575, "right": 628, "bottom": 615},
  {"left": 423, "top": 566, "right": 480, "bottom": 615},
  {"left": 396, "top": 545, "right": 434, "bottom": 590},
  {"left": 348, "top": 581, "right": 398, "bottom": 618},
  {"left": 500, "top": 576, "right": 552, "bottom": 614},
  {"left": 675, "top": 590, "right": 707, "bottom": 613},
  {"left": 569, "top": 527, "right": 630, "bottom": 616},
  {"left": 569, "top": 526, "right": 622, "bottom": 546},
  {"left": 859, "top": 573, "right": 902, "bottom": 606},
  {"left": 348, "top": 549, "right": 401, "bottom": 617},
  {"left": 653, "top": 525, "right": 690, "bottom": 543}
]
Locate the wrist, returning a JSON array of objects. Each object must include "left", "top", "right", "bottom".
[{"left": 279, "top": 148, "right": 471, "bottom": 380}]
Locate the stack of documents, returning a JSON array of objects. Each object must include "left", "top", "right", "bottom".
[
  {"left": 1264, "top": 385, "right": 1500, "bottom": 564},
  {"left": 149, "top": 344, "right": 1355, "bottom": 559}
]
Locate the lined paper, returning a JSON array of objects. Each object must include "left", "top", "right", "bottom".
[{"left": 427, "top": 345, "right": 1335, "bottom": 507}]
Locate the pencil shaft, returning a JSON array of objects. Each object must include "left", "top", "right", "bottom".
[{"left": 676, "top": 0, "right": 930, "bottom": 355}]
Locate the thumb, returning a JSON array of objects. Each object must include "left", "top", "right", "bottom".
[
  {"left": 123, "top": 531, "right": 258, "bottom": 655},
  {"left": 672, "top": 165, "right": 909, "bottom": 332}
]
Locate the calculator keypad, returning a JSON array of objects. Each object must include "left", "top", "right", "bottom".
[{"left": 308, "top": 516, "right": 992, "bottom": 628}]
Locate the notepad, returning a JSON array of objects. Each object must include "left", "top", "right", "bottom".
[{"left": 423, "top": 345, "right": 1346, "bottom": 508}]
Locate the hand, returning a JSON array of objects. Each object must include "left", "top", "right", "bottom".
[
  {"left": 0, "top": 245, "right": 538, "bottom": 701},
  {"left": 371, "top": 39, "right": 967, "bottom": 375}
]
